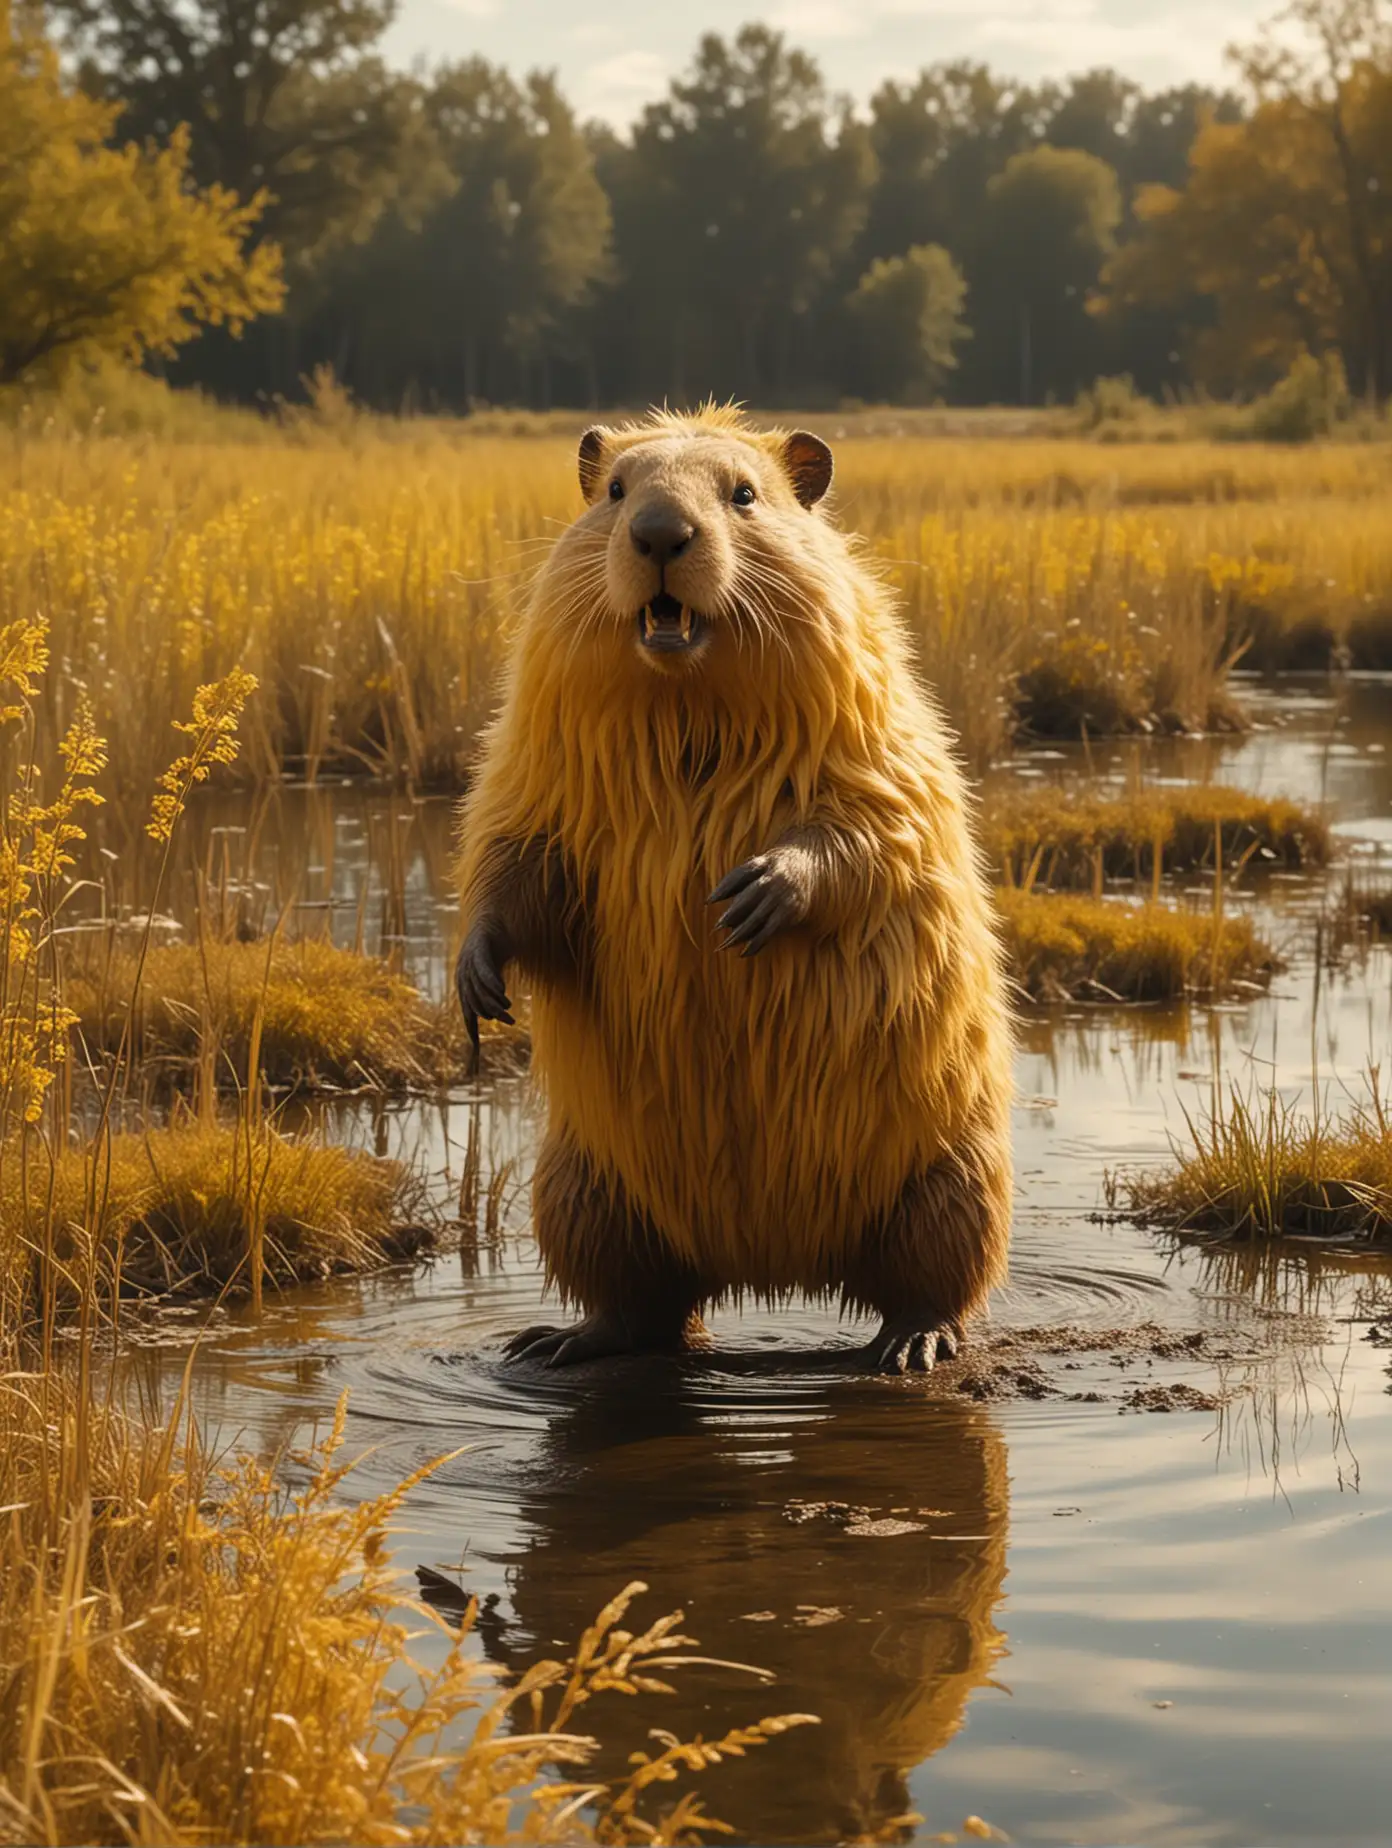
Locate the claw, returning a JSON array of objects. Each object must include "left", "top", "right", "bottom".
[
  {"left": 503, "top": 1315, "right": 637, "bottom": 1367},
  {"left": 503, "top": 1322, "right": 563, "bottom": 1360},
  {"left": 708, "top": 858, "right": 766, "bottom": 905},
  {"left": 860, "top": 1319, "right": 960, "bottom": 1376}
]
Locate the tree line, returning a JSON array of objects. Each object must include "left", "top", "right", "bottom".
[{"left": 7, "top": 0, "right": 1392, "bottom": 408}]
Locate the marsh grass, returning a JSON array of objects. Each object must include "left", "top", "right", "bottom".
[
  {"left": 986, "top": 784, "right": 1331, "bottom": 892},
  {"left": 6, "top": 427, "right": 1392, "bottom": 789},
  {"left": 1322, "top": 870, "right": 1392, "bottom": 963},
  {"left": 997, "top": 889, "right": 1275, "bottom": 1003},
  {"left": 4, "top": 1120, "right": 431, "bottom": 1313},
  {"left": 0, "top": 1385, "right": 812, "bottom": 1845},
  {"left": 1116, "top": 1081, "right": 1392, "bottom": 1244},
  {"left": 67, "top": 934, "right": 507, "bottom": 1093}
]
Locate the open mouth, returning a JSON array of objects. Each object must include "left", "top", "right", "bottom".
[{"left": 637, "top": 591, "right": 702, "bottom": 654}]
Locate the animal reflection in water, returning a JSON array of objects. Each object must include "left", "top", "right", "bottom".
[{"left": 420, "top": 1359, "right": 1008, "bottom": 1845}]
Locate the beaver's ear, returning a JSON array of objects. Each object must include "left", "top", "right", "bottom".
[
  {"left": 578, "top": 426, "right": 610, "bottom": 502},
  {"left": 781, "top": 430, "right": 833, "bottom": 508}
]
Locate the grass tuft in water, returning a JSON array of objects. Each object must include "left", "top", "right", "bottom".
[
  {"left": 997, "top": 889, "right": 1275, "bottom": 1003},
  {"left": 1115, "top": 1082, "right": 1392, "bottom": 1244},
  {"left": 986, "top": 783, "right": 1330, "bottom": 892},
  {"left": 4, "top": 1121, "right": 430, "bottom": 1311},
  {"left": 69, "top": 935, "right": 503, "bottom": 1092}
]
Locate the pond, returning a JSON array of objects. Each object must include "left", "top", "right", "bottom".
[{"left": 135, "top": 675, "right": 1392, "bottom": 1846}]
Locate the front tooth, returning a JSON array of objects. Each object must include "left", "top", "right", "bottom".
[
  {"left": 680, "top": 605, "right": 691, "bottom": 639},
  {"left": 643, "top": 605, "right": 654, "bottom": 639}
]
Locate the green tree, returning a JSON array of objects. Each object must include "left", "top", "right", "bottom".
[
  {"left": 0, "top": 20, "right": 282, "bottom": 388},
  {"left": 859, "top": 63, "right": 1047, "bottom": 270},
  {"left": 1124, "top": 83, "right": 1244, "bottom": 192},
  {"left": 968, "top": 145, "right": 1122, "bottom": 402},
  {"left": 1042, "top": 68, "right": 1138, "bottom": 163},
  {"left": 845, "top": 244, "right": 969, "bottom": 403},
  {"left": 605, "top": 25, "right": 874, "bottom": 401},
  {"left": 309, "top": 61, "right": 610, "bottom": 406},
  {"left": 48, "top": 0, "right": 429, "bottom": 271}
]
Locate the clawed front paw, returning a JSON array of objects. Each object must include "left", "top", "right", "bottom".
[
  {"left": 708, "top": 851, "right": 810, "bottom": 955},
  {"left": 454, "top": 923, "right": 513, "bottom": 1052}
]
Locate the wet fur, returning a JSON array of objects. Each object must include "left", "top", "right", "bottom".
[{"left": 456, "top": 406, "right": 1014, "bottom": 1340}]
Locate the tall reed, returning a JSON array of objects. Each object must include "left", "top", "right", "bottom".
[{"left": 4, "top": 427, "right": 1388, "bottom": 789}]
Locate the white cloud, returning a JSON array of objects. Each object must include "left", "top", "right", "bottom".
[{"left": 573, "top": 49, "right": 672, "bottom": 124}]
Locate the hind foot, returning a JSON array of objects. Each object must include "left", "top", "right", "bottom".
[
  {"left": 504, "top": 1312, "right": 711, "bottom": 1368},
  {"left": 858, "top": 1315, "right": 961, "bottom": 1375}
]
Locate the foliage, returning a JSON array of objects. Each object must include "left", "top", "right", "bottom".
[
  {"left": 31, "top": 3, "right": 1301, "bottom": 410},
  {"left": 1220, "top": 350, "right": 1353, "bottom": 442},
  {"left": 971, "top": 145, "right": 1123, "bottom": 404},
  {"left": 604, "top": 25, "right": 873, "bottom": 404},
  {"left": 314, "top": 62, "right": 612, "bottom": 406},
  {"left": 48, "top": 0, "right": 433, "bottom": 272},
  {"left": 0, "top": 22, "right": 283, "bottom": 388},
  {"left": 1117, "top": 1076, "right": 1392, "bottom": 1241},
  {"left": 845, "top": 244, "right": 969, "bottom": 404},
  {"left": 996, "top": 889, "right": 1274, "bottom": 1002},
  {"left": 1102, "top": 1, "right": 1392, "bottom": 399},
  {"left": 149, "top": 667, "right": 258, "bottom": 840}
]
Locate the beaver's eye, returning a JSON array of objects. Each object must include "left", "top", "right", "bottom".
[
  {"left": 608, "top": 478, "right": 624, "bottom": 502},
  {"left": 732, "top": 483, "right": 756, "bottom": 507}
]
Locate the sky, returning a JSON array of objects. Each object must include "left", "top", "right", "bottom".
[{"left": 382, "top": 0, "right": 1279, "bottom": 126}]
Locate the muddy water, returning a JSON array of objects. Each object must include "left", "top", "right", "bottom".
[{"left": 146, "top": 676, "right": 1392, "bottom": 1847}]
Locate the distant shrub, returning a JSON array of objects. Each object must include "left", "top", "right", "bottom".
[
  {"left": 1075, "top": 373, "right": 1148, "bottom": 429},
  {"left": 1220, "top": 351, "right": 1350, "bottom": 445}
]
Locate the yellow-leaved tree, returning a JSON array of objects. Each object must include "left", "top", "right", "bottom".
[
  {"left": 0, "top": 7, "right": 284, "bottom": 388},
  {"left": 1099, "top": 0, "right": 1392, "bottom": 399}
]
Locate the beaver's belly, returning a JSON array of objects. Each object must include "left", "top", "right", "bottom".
[{"left": 531, "top": 923, "right": 946, "bottom": 1289}]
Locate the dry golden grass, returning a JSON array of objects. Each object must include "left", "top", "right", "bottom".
[
  {"left": 68, "top": 935, "right": 508, "bottom": 1092},
  {"left": 1117, "top": 1083, "right": 1392, "bottom": 1243},
  {"left": 3, "top": 1121, "right": 429, "bottom": 1313},
  {"left": 0, "top": 1385, "right": 812, "bottom": 1846},
  {"left": 996, "top": 889, "right": 1275, "bottom": 1003},
  {"left": 5, "top": 424, "right": 1390, "bottom": 789},
  {"left": 985, "top": 783, "right": 1331, "bottom": 891}
]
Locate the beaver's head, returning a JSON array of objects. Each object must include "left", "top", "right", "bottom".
[{"left": 555, "top": 413, "right": 835, "bottom": 675}]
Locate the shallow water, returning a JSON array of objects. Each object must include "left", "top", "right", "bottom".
[{"left": 140, "top": 676, "right": 1392, "bottom": 1846}]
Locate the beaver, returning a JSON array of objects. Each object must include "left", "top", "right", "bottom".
[{"left": 455, "top": 405, "right": 1013, "bottom": 1370}]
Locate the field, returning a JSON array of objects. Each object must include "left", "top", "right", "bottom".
[
  {"left": 6, "top": 422, "right": 1392, "bottom": 798},
  {"left": 4, "top": 413, "right": 1392, "bottom": 1846}
]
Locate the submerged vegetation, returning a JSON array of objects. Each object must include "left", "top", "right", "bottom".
[
  {"left": 5, "top": 425, "right": 1392, "bottom": 779},
  {"left": 985, "top": 782, "right": 1331, "bottom": 891},
  {"left": 1117, "top": 1081, "right": 1392, "bottom": 1245},
  {"left": 997, "top": 889, "right": 1275, "bottom": 1003}
]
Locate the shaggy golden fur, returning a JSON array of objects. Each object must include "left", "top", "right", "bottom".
[{"left": 455, "top": 405, "right": 1013, "bottom": 1367}]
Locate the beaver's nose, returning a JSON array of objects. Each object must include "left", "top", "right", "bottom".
[{"left": 629, "top": 505, "right": 696, "bottom": 565}]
